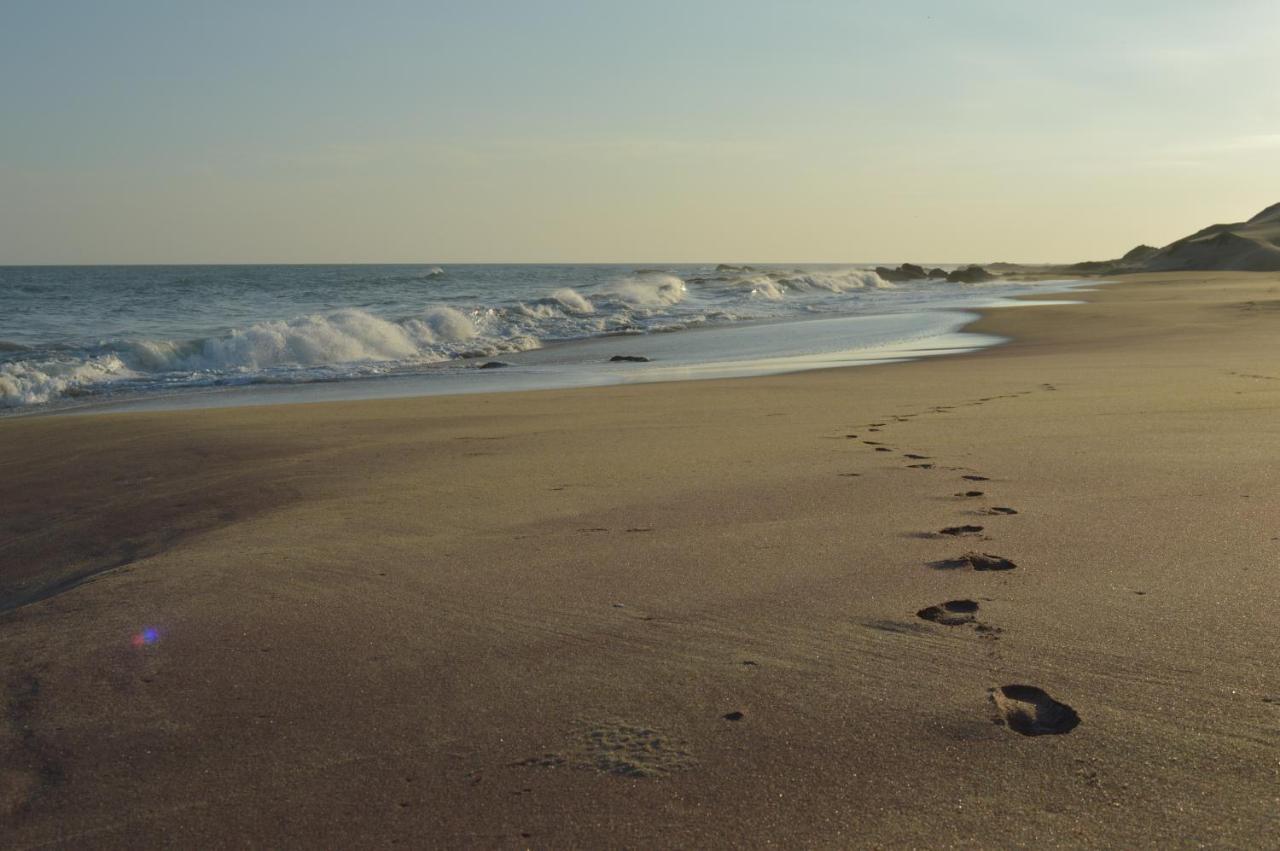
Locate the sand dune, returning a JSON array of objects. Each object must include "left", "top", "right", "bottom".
[
  {"left": 1143, "top": 202, "right": 1280, "bottom": 271},
  {"left": 995, "top": 202, "right": 1280, "bottom": 275}
]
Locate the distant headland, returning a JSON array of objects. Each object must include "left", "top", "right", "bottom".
[{"left": 877, "top": 202, "right": 1280, "bottom": 282}]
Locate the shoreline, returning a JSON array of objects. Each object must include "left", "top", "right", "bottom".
[
  {"left": 7, "top": 278, "right": 1093, "bottom": 419},
  {"left": 2, "top": 271, "right": 1278, "bottom": 846}
]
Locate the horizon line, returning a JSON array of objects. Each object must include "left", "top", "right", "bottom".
[{"left": 0, "top": 258, "right": 1078, "bottom": 268}]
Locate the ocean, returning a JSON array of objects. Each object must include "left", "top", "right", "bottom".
[{"left": 0, "top": 264, "right": 1087, "bottom": 414}]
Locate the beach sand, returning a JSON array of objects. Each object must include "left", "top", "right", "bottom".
[{"left": 2, "top": 272, "right": 1278, "bottom": 847}]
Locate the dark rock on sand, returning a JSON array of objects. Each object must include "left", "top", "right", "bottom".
[
  {"left": 477, "top": 361, "right": 510, "bottom": 369},
  {"left": 610, "top": 355, "right": 651, "bottom": 363}
]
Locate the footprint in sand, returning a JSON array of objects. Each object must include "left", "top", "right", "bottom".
[
  {"left": 930, "top": 552, "right": 1017, "bottom": 571},
  {"left": 863, "top": 440, "right": 884, "bottom": 445},
  {"left": 990, "top": 685, "right": 1080, "bottom": 736},
  {"left": 918, "top": 600, "right": 1003, "bottom": 639},
  {"left": 939, "top": 525, "right": 984, "bottom": 536},
  {"left": 956, "top": 490, "right": 985, "bottom": 497},
  {"left": 904, "top": 454, "right": 930, "bottom": 460},
  {"left": 916, "top": 599, "right": 979, "bottom": 625},
  {"left": 513, "top": 721, "right": 696, "bottom": 778},
  {"left": 962, "top": 475, "right": 990, "bottom": 482},
  {"left": 980, "top": 507, "right": 1018, "bottom": 516},
  {"left": 875, "top": 447, "right": 893, "bottom": 453},
  {"left": 907, "top": 463, "right": 934, "bottom": 469}
]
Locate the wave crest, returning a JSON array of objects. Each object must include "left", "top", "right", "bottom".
[
  {"left": 0, "top": 307, "right": 495, "bottom": 407},
  {"left": 0, "top": 354, "right": 134, "bottom": 408},
  {"left": 1, "top": 267, "right": 909, "bottom": 409},
  {"left": 602, "top": 274, "right": 688, "bottom": 307}
]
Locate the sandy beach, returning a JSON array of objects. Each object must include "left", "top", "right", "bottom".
[{"left": 2, "top": 272, "right": 1278, "bottom": 847}]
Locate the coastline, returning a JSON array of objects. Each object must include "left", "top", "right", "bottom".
[
  {"left": 1, "top": 276, "right": 1092, "bottom": 418},
  {"left": 2, "top": 271, "right": 1278, "bottom": 846}
]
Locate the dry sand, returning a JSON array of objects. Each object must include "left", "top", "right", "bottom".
[{"left": 2, "top": 272, "right": 1278, "bottom": 848}]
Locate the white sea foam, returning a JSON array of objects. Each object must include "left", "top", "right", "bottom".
[
  {"left": 0, "top": 354, "right": 136, "bottom": 408},
  {"left": 603, "top": 274, "right": 688, "bottom": 306},
  {"left": 713, "top": 268, "right": 889, "bottom": 294},
  {"left": 129, "top": 307, "right": 475, "bottom": 373},
  {"left": 550, "top": 288, "right": 594, "bottom": 313},
  {"left": 0, "top": 307, "right": 499, "bottom": 407},
  {"left": 0, "top": 264, "right": 1039, "bottom": 411}
]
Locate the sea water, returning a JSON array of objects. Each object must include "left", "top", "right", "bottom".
[{"left": 0, "top": 264, "right": 1088, "bottom": 414}]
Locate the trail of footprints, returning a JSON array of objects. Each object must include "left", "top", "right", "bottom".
[
  {"left": 848, "top": 385, "right": 1080, "bottom": 736},
  {"left": 510, "top": 387, "right": 1075, "bottom": 815}
]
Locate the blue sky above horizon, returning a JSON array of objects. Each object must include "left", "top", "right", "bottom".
[{"left": 3, "top": 1, "right": 1278, "bottom": 263}]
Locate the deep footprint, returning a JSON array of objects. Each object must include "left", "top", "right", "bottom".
[
  {"left": 939, "top": 525, "right": 984, "bottom": 536},
  {"left": 956, "top": 490, "right": 985, "bottom": 497},
  {"left": 962, "top": 475, "right": 990, "bottom": 482},
  {"left": 990, "top": 685, "right": 1080, "bottom": 736},
  {"left": 917, "top": 599, "right": 979, "bottom": 625},
  {"left": 931, "top": 552, "right": 1017, "bottom": 571}
]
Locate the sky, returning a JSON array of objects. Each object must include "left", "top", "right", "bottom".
[{"left": 2, "top": 0, "right": 1279, "bottom": 264}]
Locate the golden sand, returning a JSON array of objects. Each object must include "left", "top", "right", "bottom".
[{"left": 2, "top": 272, "right": 1278, "bottom": 846}]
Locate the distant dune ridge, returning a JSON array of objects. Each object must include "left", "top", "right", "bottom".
[
  {"left": 987, "top": 202, "right": 1280, "bottom": 277},
  {"left": 1141, "top": 202, "right": 1280, "bottom": 271}
]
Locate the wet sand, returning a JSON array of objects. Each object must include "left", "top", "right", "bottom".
[{"left": 2, "top": 272, "right": 1278, "bottom": 847}]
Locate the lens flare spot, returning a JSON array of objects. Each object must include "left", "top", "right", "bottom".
[{"left": 132, "top": 627, "right": 160, "bottom": 647}]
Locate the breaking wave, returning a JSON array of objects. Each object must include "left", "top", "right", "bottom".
[
  {"left": 0, "top": 307, "right": 518, "bottom": 408},
  {"left": 0, "top": 265, "right": 924, "bottom": 409}
]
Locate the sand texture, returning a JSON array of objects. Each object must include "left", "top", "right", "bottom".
[{"left": 2, "top": 272, "right": 1279, "bottom": 847}]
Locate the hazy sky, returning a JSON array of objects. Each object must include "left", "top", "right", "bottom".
[{"left": 3, "top": 1, "right": 1279, "bottom": 264}]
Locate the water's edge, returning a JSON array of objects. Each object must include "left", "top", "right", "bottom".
[{"left": 52, "top": 287, "right": 1094, "bottom": 417}]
